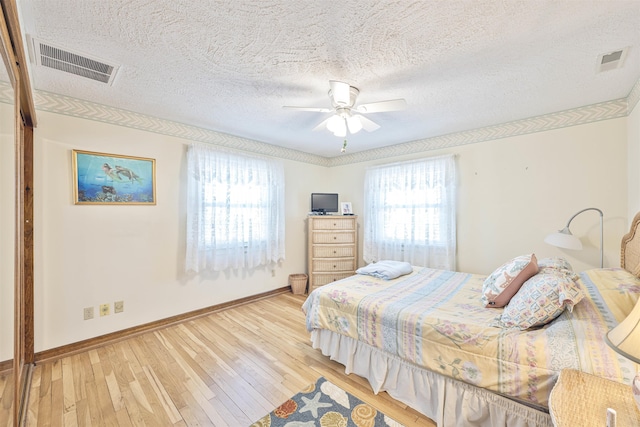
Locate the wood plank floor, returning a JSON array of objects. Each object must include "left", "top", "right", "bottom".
[
  {"left": 23, "top": 293, "right": 436, "bottom": 426},
  {"left": 0, "top": 370, "right": 15, "bottom": 427}
]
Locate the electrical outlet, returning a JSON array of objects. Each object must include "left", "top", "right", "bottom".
[
  {"left": 100, "top": 303, "right": 110, "bottom": 317},
  {"left": 114, "top": 300, "right": 124, "bottom": 313},
  {"left": 84, "top": 307, "right": 94, "bottom": 320}
]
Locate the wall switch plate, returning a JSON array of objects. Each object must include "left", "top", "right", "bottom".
[
  {"left": 84, "top": 307, "right": 94, "bottom": 320},
  {"left": 114, "top": 300, "right": 124, "bottom": 313},
  {"left": 100, "top": 303, "right": 110, "bottom": 316}
]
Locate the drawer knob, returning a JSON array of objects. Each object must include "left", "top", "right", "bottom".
[
  {"left": 333, "top": 265, "right": 336, "bottom": 268},
  {"left": 333, "top": 236, "right": 337, "bottom": 240},
  {"left": 333, "top": 250, "right": 337, "bottom": 254}
]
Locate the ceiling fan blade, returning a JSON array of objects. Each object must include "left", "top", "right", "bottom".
[
  {"left": 356, "top": 98, "right": 407, "bottom": 113},
  {"left": 312, "top": 117, "right": 331, "bottom": 132},
  {"left": 329, "top": 80, "right": 351, "bottom": 105},
  {"left": 283, "top": 106, "right": 332, "bottom": 113},
  {"left": 354, "top": 114, "right": 381, "bottom": 132}
]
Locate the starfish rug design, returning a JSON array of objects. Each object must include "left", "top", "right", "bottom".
[{"left": 250, "top": 377, "right": 405, "bottom": 427}]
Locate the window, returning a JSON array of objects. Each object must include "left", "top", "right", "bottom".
[
  {"left": 363, "top": 155, "right": 456, "bottom": 269},
  {"left": 186, "top": 144, "right": 285, "bottom": 272}
]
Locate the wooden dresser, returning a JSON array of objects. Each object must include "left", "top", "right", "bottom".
[{"left": 307, "top": 215, "right": 358, "bottom": 292}]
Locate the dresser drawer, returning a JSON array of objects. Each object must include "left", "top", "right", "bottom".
[
  {"left": 312, "top": 259, "right": 356, "bottom": 272},
  {"left": 311, "top": 272, "right": 355, "bottom": 288},
  {"left": 312, "top": 246, "right": 355, "bottom": 258},
  {"left": 312, "top": 232, "right": 355, "bottom": 244},
  {"left": 311, "top": 218, "right": 356, "bottom": 230}
]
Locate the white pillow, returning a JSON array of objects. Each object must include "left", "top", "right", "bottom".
[{"left": 537, "top": 257, "right": 578, "bottom": 281}]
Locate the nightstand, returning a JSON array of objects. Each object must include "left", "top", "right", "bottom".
[{"left": 549, "top": 369, "right": 640, "bottom": 426}]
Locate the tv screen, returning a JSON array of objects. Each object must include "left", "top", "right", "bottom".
[{"left": 311, "top": 193, "right": 339, "bottom": 214}]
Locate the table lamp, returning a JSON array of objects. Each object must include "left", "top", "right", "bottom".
[{"left": 606, "top": 298, "right": 640, "bottom": 411}]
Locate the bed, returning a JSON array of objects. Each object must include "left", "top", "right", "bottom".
[{"left": 301, "top": 212, "right": 640, "bottom": 427}]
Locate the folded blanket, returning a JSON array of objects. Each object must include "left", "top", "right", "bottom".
[{"left": 356, "top": 260, "right": 413, "bottom": 280}]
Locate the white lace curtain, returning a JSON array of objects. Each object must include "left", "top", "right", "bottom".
[
  {"left": 185, "top": 144, "right": 285, "bottom": 272},
  {"left": 363, "top": 154, "right": 457, "bottom": 269}
]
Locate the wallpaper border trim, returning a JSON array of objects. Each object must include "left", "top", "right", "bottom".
[
  {"left": 0, "top": 80, "right": 636, "bottom": 167},
  {"left": 328, "top": 98, "right": 629, "bottom": 166}
]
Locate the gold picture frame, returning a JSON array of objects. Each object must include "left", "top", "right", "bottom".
[{"left": 72, "top": 149, "right": 156, "bottom": 205}]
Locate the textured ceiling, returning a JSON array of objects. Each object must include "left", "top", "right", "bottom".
[{"left": 17, "top": 0, "right": 640, "bottom": 157}]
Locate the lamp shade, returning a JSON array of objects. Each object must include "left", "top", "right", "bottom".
[
  {"left": 346, "top": 115, "right": 363, "bottom": 133},
  {"left": 607, "top": 299, "right": 640, "bottom": 363},
  {"left": 326, "top": 114, "right": 341, "bottom": 133},
  {"left": 332, "top": 118, "right": 347, "bottom": 137},
  {"left": 544, "top": 227, "right": 583, "bottom": 250}
]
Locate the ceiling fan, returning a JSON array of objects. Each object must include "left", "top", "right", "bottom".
[{"left": 283, "top": 80, "right": 407, "bottom": 138}]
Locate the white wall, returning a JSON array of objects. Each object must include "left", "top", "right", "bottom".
[
  {"left": 0, "top": 102, "right": 15, "bottom": 360},
  {"left": 33, "top": 110, "right": 328, "bottom": 351},
  {"left": 33, "top": 109, "right": 630, "bottom": 352},
  {"left": 628, "top": 100, "right": 640, "bottom": 221},
  {"left": 335, "top": 118, "right": 628, "bottom": 275}
]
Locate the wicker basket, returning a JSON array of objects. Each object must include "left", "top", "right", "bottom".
[{"left": 289, "top": 274, "right": 308, "bottom": 295}]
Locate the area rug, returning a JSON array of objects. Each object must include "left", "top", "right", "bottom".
[{"left": 250, "top": 376, "right": 405, "bottom": 427}]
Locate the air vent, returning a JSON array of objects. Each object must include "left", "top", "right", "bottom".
[
  {"left": 30, "top": 37, "right": 119, "bottom": 85},
  {"left": 597, "top": 48, "right": 628, "bottom": 73}
]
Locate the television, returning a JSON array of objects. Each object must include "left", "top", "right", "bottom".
[{"left": 311, "top": 193, "right": 339, "bottom": 214}]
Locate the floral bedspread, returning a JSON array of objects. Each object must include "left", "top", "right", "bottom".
[{"left": 302, "top": 267, "right": 640, "bottom": 409}]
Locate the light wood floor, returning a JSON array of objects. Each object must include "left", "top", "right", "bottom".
[
  {"left": 0, "top": 370, "right": 15, "bottom": 426},
  {"left": 22, "top": 292, "right": 436, "bottom": 426}
]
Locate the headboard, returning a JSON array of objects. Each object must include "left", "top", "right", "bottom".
[{"left": 621, "top": 211, "right": 640, "bottom": 277}]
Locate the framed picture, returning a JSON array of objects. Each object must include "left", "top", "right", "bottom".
[
  {"left": 72, "top": 149, "right": 156, "bottom": 205},
  {"left": 341, "top": 202, "right": 353, "bottom": 215}
]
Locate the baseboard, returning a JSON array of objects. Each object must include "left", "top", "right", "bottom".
[{"left": 34, "top": 286, "right": 291, "bottom": 364}]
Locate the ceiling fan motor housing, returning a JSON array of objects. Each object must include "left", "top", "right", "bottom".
[
  {"left": 335, "top": 107, "right": 351, "bottom": 118},
  {"left": 329, "top": 86, "right": 360, "bottom": 108}
]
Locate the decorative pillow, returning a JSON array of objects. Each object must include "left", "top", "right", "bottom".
[
  {"left": 482, "top": 254, "right": 539, "bottom": 308},
  {"left": 537, "top": 257, "right": 579, "bottom": 281},
  {"left": 493, "top": 272, "right": 584, "bottom": 330},
  {"left": 537, "top": 257, "right": 573, "bottom": 271}
]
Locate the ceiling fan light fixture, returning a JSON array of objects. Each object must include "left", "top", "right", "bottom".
[
  {"left": 326, "top": 114, "right": 342, "bottom": 133},
  {"left": 283, "top": 80, "right": 406, "bottom": 137},
  {"left": 333, "top": 118, "right": 347, "bottom": 137},
  {"left": 346, "top": 115, "right": 363, "bottom": 134}
]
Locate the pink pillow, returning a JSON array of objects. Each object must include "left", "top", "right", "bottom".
[{"left": 482, "top": 254, "right": 539, "bottom": 308}]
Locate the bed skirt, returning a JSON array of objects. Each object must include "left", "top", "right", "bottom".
[{"left": 310, "top": 329, "right": 553, "bottom": 427}]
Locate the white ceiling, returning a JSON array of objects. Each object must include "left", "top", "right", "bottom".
[{"left": 17, "top": 0, "right": 640, "bottom": 157}]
